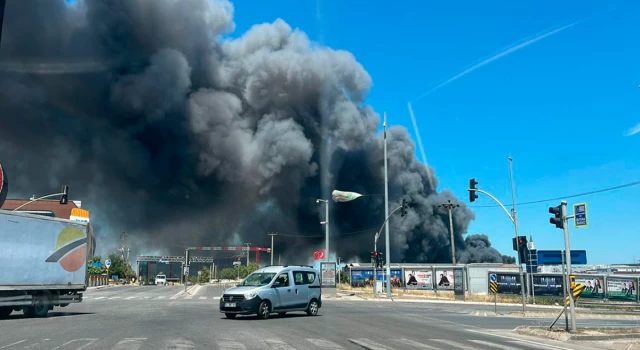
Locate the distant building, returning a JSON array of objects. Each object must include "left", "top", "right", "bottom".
[{"left": 1, "top": 199, "right": 82, "bottom": 219}]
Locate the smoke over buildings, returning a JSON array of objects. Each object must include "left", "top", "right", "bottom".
[{"left": 0, "top": 0, "right": 506, "bottom": 264}]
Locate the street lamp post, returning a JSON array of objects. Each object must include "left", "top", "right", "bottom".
[
  {"left": 438, "top": 200, "right": 460, "bottom": 265},
  {"left": 316, "top": 199, "right": 329, "bottom": 261},
  {"left": 12, "top": 185, "right": 70, "bottom": 211},
  {"left": 382, "top": 112, "right": 391, "bottom": 298},
  {"left": 267, "top": 233, "right": 277, "bottom": 265}
]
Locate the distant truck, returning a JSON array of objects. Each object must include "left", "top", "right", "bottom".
[{"left": 0, "top": 210, "right": 96, "bottom": 319}]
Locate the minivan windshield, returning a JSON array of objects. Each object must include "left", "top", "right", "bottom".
[{"left": 239, "top": 272, "right": 276, "bottom": 287}]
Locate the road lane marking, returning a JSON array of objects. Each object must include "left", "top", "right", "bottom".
[
  {"left": 125, "top": 296, "right": 137, "bottom": 299},
  {"left": 0, "top": 340, "right": 27, "bottom": 349},
  {"left": 212, "top": 296, "right": 221, "bottom": 300},
  {"left": 108, "top": 296, "right": 121, "bottom": 300},
  {"left": 399, "top": 339, "right": 441, "bottom": 349},
  {"left": 468, "top": 340, "right": 520, "bottom": 350},
  {"left": 305, "top": 339, "right": 344, "bottom": 349},
  {"left": 348, "top": 339, "right": 395, "bottom": 350},
  {"left": 156, "top": 296, "right": 166, "bottom": 299},
  {"left": 216, "top": 341, "right": 246, "bottom": 350},
  {"left": 94, "top": 297, "right": 105, "bottom": 300},
  {"left": 464, "top": 329, "right": 572, "bottom": 350},
  {"left": 264, "top": 339, "right": 297, "bottom": 350},
  {"left": 50, "top": 338, "right": 98, "bottom": 350},
  {"left": 184, "top": 295, "right": 193, "bottom": 299},
  {"left": 199, "top": 297, "right": 207, "bottom": 300},
  {"left": 430, "top": 339, "right": 475, "bottom": 350},
  {"left": 163, "top": 339, "right": 194, "bottom": 349},
  {"left": 110, "top": 338, "right": 147, "bottom": 350}
]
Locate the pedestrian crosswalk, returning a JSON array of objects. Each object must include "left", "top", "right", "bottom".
[
  {"left": 83, "top": 294, "right": 219, "bottom": 301},
  {"left": 0, "top": 336, "right": 561, "bottom": 350}
]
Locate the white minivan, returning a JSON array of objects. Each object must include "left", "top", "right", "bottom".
[{"left": 219, "top": 265, "right": 322, "bottom": 319}]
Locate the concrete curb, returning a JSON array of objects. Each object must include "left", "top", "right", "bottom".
[
  {"left": 514, "top": 326, "right": 640, "bottom": 342},
  {"left": 86, "top": 284, "right": 117, "bottom": 290}
]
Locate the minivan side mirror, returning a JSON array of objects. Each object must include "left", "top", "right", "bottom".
[{"left": 272, "top": 281, "right": 282, "bottom": 288}]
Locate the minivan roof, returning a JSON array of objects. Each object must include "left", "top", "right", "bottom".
[{"left": 257, "top": 265, "right": 316, "bottom": 273}]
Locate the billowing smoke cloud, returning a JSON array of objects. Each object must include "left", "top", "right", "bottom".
[{"left": 0, "top": 0, "right": 506, "bottom": 264}]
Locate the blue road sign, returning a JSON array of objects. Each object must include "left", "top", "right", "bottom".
[
  {"left": 105, "top": 259, "right": 112, "bottom": 268},
  {"left": 537, "top": 250, "right": 587, "bottom": 265},
  {"left": 574, "top": 203, "right": 588, "bottom": 228},
  {"left": 489, "top": 273, "right": 497, "bottom": 282}
]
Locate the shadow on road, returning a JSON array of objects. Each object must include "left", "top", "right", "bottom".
[
  {"left": 2, "top": 312, "right": 94, "bottom": 320},
  {"left": 222, "top": 314, "right": 324, "bottom": 321}
]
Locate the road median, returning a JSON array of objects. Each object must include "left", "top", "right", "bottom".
[{"left": 515, "top": 325, "right": 640, "bottom": 342}]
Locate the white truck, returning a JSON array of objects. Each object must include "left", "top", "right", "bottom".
[{"left": 0, "top": 210, "right": 96, "bottom": 319}]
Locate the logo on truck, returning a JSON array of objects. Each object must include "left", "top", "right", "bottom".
[{"left": 45, "top": 226, "right": 88, "bottom": 272}]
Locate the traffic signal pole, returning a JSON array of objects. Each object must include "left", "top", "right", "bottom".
[
  {"left": 468, "top": 187, "right": 526, "bottom": 312},
  {"left": 561, "top": 201, "right": 578, "bottom": 332}
]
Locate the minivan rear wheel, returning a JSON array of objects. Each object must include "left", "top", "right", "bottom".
[{"left": 306, "top": 299, "right": 319, "bottom": 316}]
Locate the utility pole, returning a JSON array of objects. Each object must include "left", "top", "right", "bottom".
[
  {"left": 383, "top": 111, "right": 391, "bottom": 298},
  {"left": 267, "top": 233, "right": 277, "bottom": 265},
  {"left": 120, "top": 232, "right": 127, "bottom": 260},
  {"left": 244, "top": 243, "right": 252, "bottom": 266},
  {"left": 438, "top": 200, "right": 460, "bottom": 265}
]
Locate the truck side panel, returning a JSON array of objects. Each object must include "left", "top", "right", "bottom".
[{"left": 0, "top": 211, "right": 89, "bottom": 290}]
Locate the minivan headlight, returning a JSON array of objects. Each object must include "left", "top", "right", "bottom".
[{"left": 244, "top": 291, "right": 258, "bottom": 300}]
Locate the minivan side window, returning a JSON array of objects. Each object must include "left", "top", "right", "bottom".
[
  {"left": 293, "top": 271, "right": 305, "bottom": 285},
  {"left": 275, "top": 273, "right": 290, "bottom": 286},
  {"left": 306, "top": 272, "right": 316, "bottom": 284}
]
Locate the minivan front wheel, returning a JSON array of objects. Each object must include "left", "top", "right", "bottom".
[
  {"left": 257, "top": 301, "right": 271, "bottom": 319},
  {"left": 306, "top": 299, "right": 319, "bottom": 316}
]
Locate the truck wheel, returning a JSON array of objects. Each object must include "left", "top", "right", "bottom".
[
  {"left": 30, "top": 295, "right": 50, "bottom": 318},
  {"left": 0, "top": 307, "right": 11, "bottom": 319}
]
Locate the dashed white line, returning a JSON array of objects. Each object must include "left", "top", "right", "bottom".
[{"left": 0, "top": 340, "right": 27, "bottom": 349}]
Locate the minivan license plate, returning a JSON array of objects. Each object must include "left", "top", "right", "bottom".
[{"left": 225, "top": 302, "right": 236, "bottom": 307}]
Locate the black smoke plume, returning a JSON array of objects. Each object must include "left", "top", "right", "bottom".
[{"left": 0, "top": 0, "right": 506, "bottom": 264}]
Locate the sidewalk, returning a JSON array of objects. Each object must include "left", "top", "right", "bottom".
[{"left": 324, "top": 291, "right": 640, "bottom": 318}]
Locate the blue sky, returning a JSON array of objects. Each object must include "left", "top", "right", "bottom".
[{"left": 228, "top": 0, "right": 640, "bottom": 265}]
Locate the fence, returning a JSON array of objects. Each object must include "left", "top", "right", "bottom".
[{"left": 87, "top": 274, "right": 109, "bottom": 287}]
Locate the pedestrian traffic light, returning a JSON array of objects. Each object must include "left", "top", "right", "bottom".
[
  {"left": 370, "top": 252, "right": 376, "bottom": 265},
  {"left": 517, "top": 236, "right": 528, "bottom": 264},
  {"left": 468, "top": 178, "right": 479, "bottom": 202},
  {"left": 512, "top": 237, "right": 518, "bottom": 251},
  {"left": 549, "top": 204, "right": 564, "bottom": 229},
  {"left": 400, "top": 198, "right": 408, "bottom": 217}
]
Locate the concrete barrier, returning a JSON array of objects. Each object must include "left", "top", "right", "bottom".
[{"left": 88, "top": 274, "right": 109, "bottom": 287}]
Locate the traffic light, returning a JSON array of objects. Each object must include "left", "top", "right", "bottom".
[
  {"left": 377, "top": 252, "right": 384, "bottom": 268},
  {"left": 517, "top": 236, "right": 528, "bottom": 264},
  {"left": 400, "top": 198, "right": 408, "bottom": 217},
  {"left": 512, "top": 237, "right": 518, "bottom": 251},
  {"left": 370, "top": 252, "right": 376, "bottom": 266},
  {"left": 549, "top": 204, "right": 564, "bottom": 229},
  {"left": 468, "top": 178, "right": 479, "bottom": 202}
]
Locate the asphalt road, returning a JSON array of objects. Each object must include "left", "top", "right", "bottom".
[{"left": 0, "top": 285, "right": 636, "bottom": 350}]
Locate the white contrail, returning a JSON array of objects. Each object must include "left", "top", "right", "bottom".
[
  {"left": 411, "top": 19, "right": 585, "bottom": 102},
  {"left": 407, "top": 102, "right": 434, "bottom": 191},
  {"left": 626, "top": 123, "right": 640, "bottom": 136}
]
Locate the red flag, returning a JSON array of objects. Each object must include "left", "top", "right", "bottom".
[{"left": 313, "top": 249, "right": 326, "bottom": 260}]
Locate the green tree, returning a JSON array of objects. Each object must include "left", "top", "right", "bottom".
[
  {"left": 106, "top": 254, "right": 135, "bottom": 279},
  {"left": 91, "top": 256, "right": 101, "bottom": 263},
  {"left": 199, "top": 267, "right": 211, "bottom": 284},
  {"left": 219, "top": 267, "right": 237, "bottom": 280}
]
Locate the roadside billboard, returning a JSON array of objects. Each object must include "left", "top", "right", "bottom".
[
  {"left": 491, "top": 272, "right": 522, "bottom": 295},
  {"left": 575, "top": 275, "right": 605, "bottom": 299},
  {"left": 531, "top": 275, "right": 563, "bottom": 297},
  {"left": 435, "top": 269, "right": 454, "bottom": 290},
  {"left": 606, "top": 277, "right": 638, "bottom": 301},
  {"left": 320, "top": 262, "right": 336, "bottom": 288},
  {"left": 350, "top": 269, "right": 402, "bottom": 288},
  {"left": 405, "top": 269, "right": 433, "bottom": 290}
]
